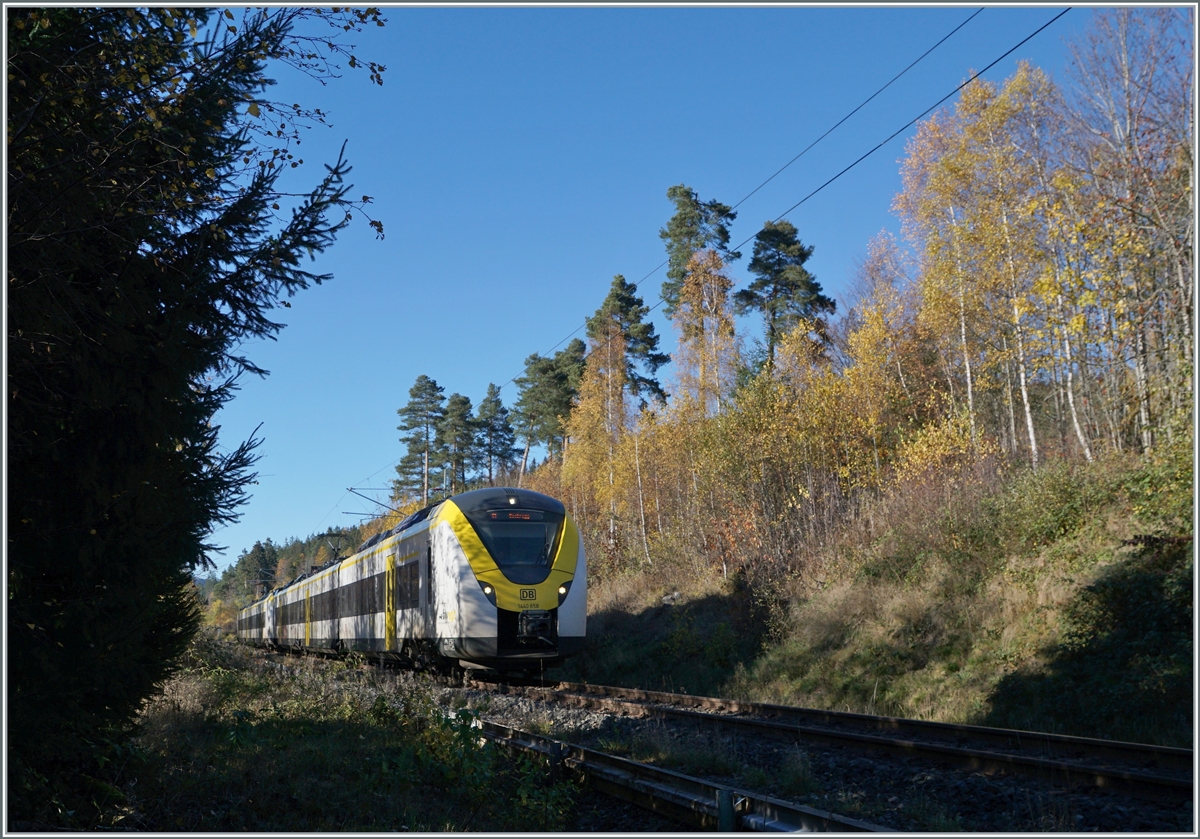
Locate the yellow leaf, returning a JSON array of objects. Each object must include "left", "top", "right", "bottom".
[{"left": 248, "top": 102, "right": 260, "bottom": 117}]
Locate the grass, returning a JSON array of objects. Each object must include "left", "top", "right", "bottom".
[
  {"left": 109, "top": 636, "right": 578, "bottom": 831},
  {"left": 597, "top": 723, "right": 744, "bottom": 777},
  {"left": 775, "top": 745, "right": 822, "bottom": 798},
  {"left": 574, "top": 445, "right": 1192, "bottom": 748},
  {"left": 554, "top": 559, "right": 773, "bottom": 696}
]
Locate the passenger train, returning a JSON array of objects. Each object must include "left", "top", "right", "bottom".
[{"left": 236, "top": 487, "right": 586, "bottom": 673}]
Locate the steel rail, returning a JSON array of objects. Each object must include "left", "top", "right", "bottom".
[
  {"left": 550, "top": 681, "right": 1191, "bottom": 771},
  {"left": 477, "top": 718, "right": 891, "bottom": 832},
  {"left": 524, "top": 684, "right": 1192, "bottom": 801}
]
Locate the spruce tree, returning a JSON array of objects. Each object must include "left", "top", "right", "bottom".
[
  {"left": 7, "top": 8, "right": 384, "bottom": 824},
  {"left": 659, "top": 184, "right": 740, "bottom": 317},
  {"left": 474, "top": 383, "right": 519, "bottom": 485},
  {"left": 437, "top": 393, "right": 477, "bottom": 494},
  {"left": 396, "top": 375, "right": 447, "bottom": 504},
  {"left": 586, "top": 275, "right": 671, "bottom": 406}
]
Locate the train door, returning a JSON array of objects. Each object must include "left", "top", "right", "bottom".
[
  {"left": 329, "top": 565, "right": 339, "bottom": 649},
  {"left": 266, "top": 592, "right": 277, "bottom": 644},
  {"left": 423, "top": 537, "right": 434, "bottom": 638},
  {"left": 304, "top": 586, "right": 312, "bottom": 647},
  {"left": 385, "top": 551, "right": 397, "bottom": 653}
]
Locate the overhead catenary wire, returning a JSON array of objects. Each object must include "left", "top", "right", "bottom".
[
  {"left": 494, "top": 6, "right": 994, "bottom": 392},
  {"left": 728, "top": 7, "right": 985, "bottom": 214},
  {"left": 738, "top": 6, "right": 1073, "bottom": 254},
  {"left": 315, "top": 7, "right": 1071, "bottom": 542},
  {"left": 499, "top": 6, "right": 1070, "bottom": 396},
  {"left": 312, "top": 455, "right": 405, "bottom": 532}
]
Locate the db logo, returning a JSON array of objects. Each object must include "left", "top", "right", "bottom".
[{"left": 520, "top": 589, "right": 536, "bottom": 601}]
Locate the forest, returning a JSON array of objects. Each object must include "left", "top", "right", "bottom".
[
  {"left": 10, "top": 6, "right": 1188, "bottom": 829},
  {"left": 211, "top": 7, "right": 1192, "bottom": 623}
]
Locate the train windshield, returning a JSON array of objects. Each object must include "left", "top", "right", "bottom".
[{"left": 465, "top": 508, "right": 564, "bottom": 583}]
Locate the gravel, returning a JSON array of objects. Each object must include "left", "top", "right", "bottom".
[{"left": 441, "top": 684, "right": 1195, "bottom": 833}]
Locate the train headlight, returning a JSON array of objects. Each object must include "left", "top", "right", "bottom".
[
  {"left": 477, "top": 581, "right": 497, "bottom": 606},
  {"left": 557, "top": 581, "right": 571, "bottom": 605}
]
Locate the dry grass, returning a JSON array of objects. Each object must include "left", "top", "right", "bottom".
[{"left": 721, "top": 451, "right": 1192, "bottom": 745}]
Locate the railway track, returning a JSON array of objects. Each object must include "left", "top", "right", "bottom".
[
  {"left": 510, "top": 681, "right": 1193, "bottom": 802},
  {"left": 477, "top": 717, "right": 890, "bottom": 832},
  {"left": 250, "top": 651, "right": 1191, "bottom": 829}
]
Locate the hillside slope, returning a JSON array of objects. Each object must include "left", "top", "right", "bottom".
[{"left": 557, "top": 445, "right": 1193, "bottom": 747}]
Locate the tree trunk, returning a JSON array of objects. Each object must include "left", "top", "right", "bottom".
[
  {"left": 947, "top": 206, "right": 978, "bottom": 448},
  {"left": 1057, "top": 294, "right": 1094, "bottom": 461},
  {"left": 634, "top": 429, "right": 651, "bottom": 565},
  {"left": 518, "top": 437, "right": 531, "bottom": 487}
]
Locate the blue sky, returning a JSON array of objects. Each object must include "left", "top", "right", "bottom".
[{"left": 209, "top": 5, "right": 1087, "bottom": 572}]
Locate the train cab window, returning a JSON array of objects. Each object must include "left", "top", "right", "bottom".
[{"left": 463, "top": 508, "right": 565, "bottom": 584}]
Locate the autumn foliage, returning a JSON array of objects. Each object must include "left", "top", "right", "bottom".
[{"left": 529, "top": 8, "right": 1192, "bottom": 598}]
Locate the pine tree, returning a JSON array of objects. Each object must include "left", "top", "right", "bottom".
[
  {"left": 6, "top": 8, "right": 385, "bottom": 823},
  {"left": 396, "top": 375, "right": 447, "bottom": 505},
  {"left": 734, "top": 220, "right": 835, "bottom": 366},
  {"left": 659, "top": 184, "right": 741, "bottom": 317}
]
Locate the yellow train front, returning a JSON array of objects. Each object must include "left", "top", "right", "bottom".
[{"left": 237, "top": 487, "right": 586, "bottom": 673}]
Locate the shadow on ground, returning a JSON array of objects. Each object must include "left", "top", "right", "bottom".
[
  {"left": 982, "top": 537, "right": 1193, "bottom": 747},
  {"left": 555, "top": 575, "right": 771, "bottom": 697}
]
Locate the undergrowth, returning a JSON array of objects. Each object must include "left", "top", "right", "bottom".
[
  {"left": 554, "top": 562, "right": 772, "bottom": 696},
  {"left": 727, "top": 445, "right": 1193, "bottom": 746},
  {"left": 575, "top": 445, "right": 1192, "bottom": 748},
  {"left": 106, "top": 637, "right": 576, "bottom": 831}
]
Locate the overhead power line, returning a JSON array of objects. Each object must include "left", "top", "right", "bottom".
[
  {"left": 729, "top": 7, "right": 985, "bottom": 213},
  {"left": 746, "top": 6, "right": 1072, "bottom": 252},
  {"left": 495, "top": 7, "right": 991, "bottom": 392},
  {"left": 337, "top": 8, "right": 1073, "bottom": 533}
]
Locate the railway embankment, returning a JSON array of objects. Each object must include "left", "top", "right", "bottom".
[
  {"left": 459, "top": 681, "right": 1192, "bottom": 831},
  {"left": 554, "top": 445, "right": 1193, "bottom": 750}
]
